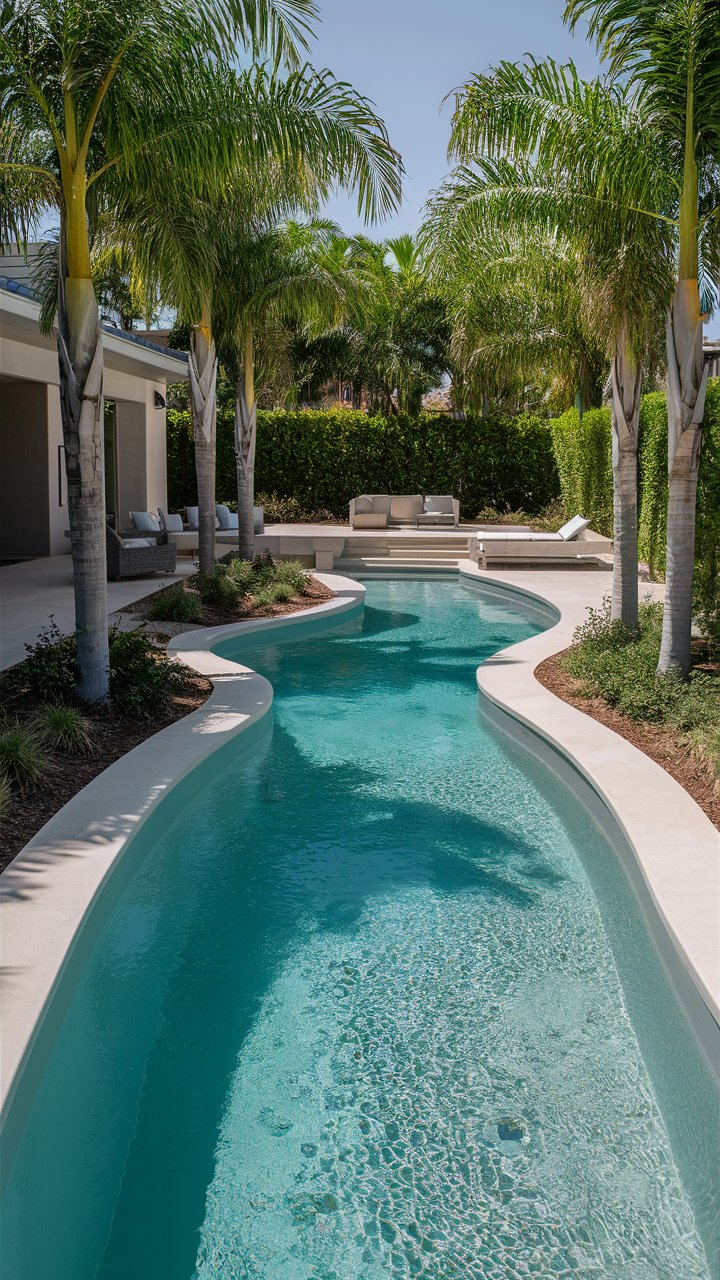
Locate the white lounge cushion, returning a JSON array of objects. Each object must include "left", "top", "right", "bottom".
[
  {"left": 479, "top": 530, "right": 562, "bottom": 541},
  {"left": 130, "top": 510, "right": 160, "bottom": 533},
  {"left": 354, "top": 495, "right": 374, "bottom": 514},
  {"left": 557, "top": 515, "right": 590, "bottom": 541},
  {"left": 121, "top": 537, "right": 154, "bottom": 548},
  {"left": 163, "top": 512, "right": 184, "bottom": 533},
  {"left": 226, "top": 511, "right": 239, "bottom": 529}
]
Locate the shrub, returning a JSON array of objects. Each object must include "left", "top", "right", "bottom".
[
  {"left": 249, "top": 549, "right": 277, "bottom": 584},
  {"left": 108, "top": 629, "right": 183, "bottom": 718},
  {"left": 268, "top": 582, "right": 295, "bottom": 603},
  {"left": 198, "top": 567, "right": 240, "bottom": 610},
  {"left": 562, "top": 597, "right": 720, "bottom": 756},
  {"left": 255, "top": 493, "right": 342, "bottom": 525},
  {"left": 271, "top": 558, "right": 308, "bottom": 593},
  {"left": 0, "top": 771, "right": 10, "bottom": 821},
  {"left": 148, "top": 585, "right": 203, "bottom": 625},
  {"left": 250, "top": 588, "right": 273, "bottom": 608},
  {"left": 34, "top": 703, "right": 92, "bottom": 752},
  {"left": 0, "top": 725, "right": 47, "bottom": 788},
  {"left": 225, "top": 558, "right": 257, "bottom": 595},
  {"left": 15, "top": 619, "right": 77, "bottom": 701}
]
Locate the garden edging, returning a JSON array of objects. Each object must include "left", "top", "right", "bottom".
[
  {"left": 459, "top": 559, "right": 720, "bottom": 1030},
  {"left": 0, "top": 575, "right": 365, "bottom": 1132}
]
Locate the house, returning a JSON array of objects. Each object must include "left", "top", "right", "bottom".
[{"left": 0, "top": 269, "right": 188, "bottom": 561}]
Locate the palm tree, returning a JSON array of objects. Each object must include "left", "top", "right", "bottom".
[
  {"left": 565, "top": 0, "right": 720, "bottom": 672},
  {"left": 118, "top": 66, "right": 401, "bottom": 572},
  {"left": 213, "top": 217, "right": 354, "bottom": 558},
  {"left": 0, "top": 0, "right": 317, "bottom": 699},
  {"left": 423, "top": 202, "right": 608, "bottom": 419},
  {"left": 432, "top": 58, "right": 676, "bottom": 627}
]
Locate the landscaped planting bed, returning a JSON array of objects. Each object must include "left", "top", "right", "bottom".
[
  {"left": 536, "top": 598, "right": 719, "bottom": 829},
  {"left": 0, "top": 628, "right": 212, "bottom": 871},
  {"left": 124, "top": 552, "right": 334, "bottom": 629}
]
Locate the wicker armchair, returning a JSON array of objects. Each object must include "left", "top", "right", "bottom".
[{"left": 106, "top": 526, "right": 177, "bottom": 580}]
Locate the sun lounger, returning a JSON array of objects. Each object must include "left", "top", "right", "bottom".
[{"left": 469, "top": 516, "right": 612, "bottom": 566}]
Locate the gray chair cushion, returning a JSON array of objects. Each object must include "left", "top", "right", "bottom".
[{"left": 424, "top": 495, "right": 454, "bottom": 514}]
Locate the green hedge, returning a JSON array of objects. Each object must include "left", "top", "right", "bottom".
[
  {"left": 549, "top": 407, "right": 614, "bottom": 536},
  {"left": 166, "top": 408, "right": 560, "bottom": 518},
  {"left": 549, "top": 380, "right": 720, "bottom": 573}
]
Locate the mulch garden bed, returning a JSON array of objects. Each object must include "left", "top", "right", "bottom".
[
  {"left": 535, "top": 650, "right": 720, "bottom": 830},
  {"left": 0, "top": 669, "right": 213, "bottom": 873},
  {"left": 122, "top": 572, "right": 335, "bottom": 627},
  {"left": 1, "top": 574, "right": 337, "bottom": 873}
]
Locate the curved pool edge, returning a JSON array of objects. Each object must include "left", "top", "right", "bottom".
[
  {"left": 0, "top": 575, "right": 365, "bottom": 1127},
  {"left": 459, "top": 559, "right": 720, "bottom": 1029}
]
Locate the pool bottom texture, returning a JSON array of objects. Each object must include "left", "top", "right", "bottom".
[{"left": 3, "top": 578, "right": 717, "bottom": 1280}]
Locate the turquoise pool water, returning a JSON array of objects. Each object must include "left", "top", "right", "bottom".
[{"left": 2, "top": 577, "right": 717, "bottom": 1279}]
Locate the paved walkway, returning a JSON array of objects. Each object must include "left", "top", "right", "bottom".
[{"left": 0, "top": 555, "right": 194, "bottom": 671}]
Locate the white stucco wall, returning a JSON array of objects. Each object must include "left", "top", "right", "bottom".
[{"left": 0, "top": 292, "right": 184, "bottom": 556}]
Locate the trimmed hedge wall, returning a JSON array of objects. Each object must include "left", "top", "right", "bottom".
[
  {"left": 166, "top": 408, "right": 560, "bottom": 518},
  {"left": 549, "top": 379, "right": 720, "bottom": 576}
]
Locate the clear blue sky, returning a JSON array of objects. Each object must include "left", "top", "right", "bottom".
[
  {"left": 308, "top": 0, "right": 718, "bottom": 336},
  {"left": 308, "top": 0, "right": 601, "bottom": 237}
]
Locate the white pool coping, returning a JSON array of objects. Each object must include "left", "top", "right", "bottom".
[
  {"left": 459, "top": 560, "right": 720, "bottom": 1028},
  {"left": 0, "top": 575, "right": 365, "bottom": 1124}
]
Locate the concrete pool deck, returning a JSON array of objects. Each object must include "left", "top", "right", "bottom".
[{"left": 1, "top": 565, "right": 717, "bottom": 1146}]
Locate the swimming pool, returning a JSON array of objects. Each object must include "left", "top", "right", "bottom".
[{"left": 2, "top": 577, "right": 717, "bottom": 1278}]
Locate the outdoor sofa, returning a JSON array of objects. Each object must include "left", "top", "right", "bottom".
[
  {"left": 350, "top": 494, "right": 460, "bottom": 528},
  {"left": 469, "top": 515, "right": 612, "bottom": 566},
  {"left": 106, "top": 525, "right": 176, "bottom": 580},
  {"left": 132, "top": 506, "right": 265, "bottom": 557}
]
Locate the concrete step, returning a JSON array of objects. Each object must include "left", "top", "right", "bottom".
[
  {"left": 335, "top": 561, "right": 459, "bottom": 575},
  {"left": 336, "top": 557, "right": 463, "bottom": 571}
]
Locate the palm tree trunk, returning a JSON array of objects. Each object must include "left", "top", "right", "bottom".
[
  {"left": 658, "top": 287, "right": 707, "bottom": 674},
  {"left": 57, "top": 217, "right": 110, "bottom": 702},
  {"left": 235, "top": 329, "right": 257, "bottom": 560},
  {"left": 657, "top": 76, "right": 707, "bottom": 677},
  {"left": 189, "top": 321, "right": 217, "bottom": 575},
  {"left": 610, "top": 339, "right": 642, "bottom": 627}
]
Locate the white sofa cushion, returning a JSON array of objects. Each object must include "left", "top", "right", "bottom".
[
  {"left": 557, "top": 515, "right": 590, "bottom": 541},
  {"left": 390, "top": 495, "right": 423, "bottom": 521},
  {"left": 130, "top": 510, "right": 160, "bottom": 532},
  {"left": 354, "top": 495, "right": 374, "bottom": 514},
  {"left": 121, "top": 537, "right": 154, "bottom": 548}
]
